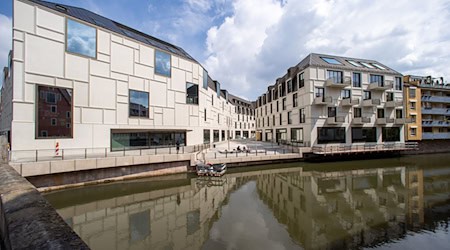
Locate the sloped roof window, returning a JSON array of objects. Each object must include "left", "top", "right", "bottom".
[
  {"left": 360, "top": 62, "right": 375, "bottom": 69},
  {"left": 347, "top": 60, "right": 362, "bottom": 67},
  {"left": 371, "top": 63, "right": 387, "bottom": 70},
  {"left": 321, "top": 57, "right": 342, "bottom": 65}
]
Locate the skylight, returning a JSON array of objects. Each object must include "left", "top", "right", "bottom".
[
  {"left": 371, "top": 63, "right": 387, "bottom": 70},
  {"left": 347, "top": 60, "right": 362, "bottom": 67},
  {"left": 321, "top": 57, "right": 342, "bottom": 65},
  {"left": 359, "top": 62, "right": 375, "bottom": 69}
]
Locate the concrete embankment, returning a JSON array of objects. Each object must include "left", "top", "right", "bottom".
[{"left": 0, "top": 163, "right": 89, "bottom": 249}]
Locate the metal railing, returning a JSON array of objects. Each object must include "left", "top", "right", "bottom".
[
  {"left": 311, "top": 142, "right": 418, "bottom": 154},
  {"left": 9, "top": 143, "right": 211, "bottom": 163}
]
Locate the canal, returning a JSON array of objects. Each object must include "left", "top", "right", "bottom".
[{"left": 44, "top": 154, "right": 450, "bottom": 250}]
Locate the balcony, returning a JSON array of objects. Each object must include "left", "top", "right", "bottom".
[
  {"left": 385, "top": 99, "right": 403, "bottom": 108},
  {"left": 341, "top": 98, "right": 359, "bottom": 106},
  {"left": 313, "top": 96, "right": 333, "bottom": 105},
  {"left": 421, "top": 95, "right": 450, "bottom": 103},
  {"left": 353, "top": 117, "right": 371, "bottom": 124},
  {"left": 394, "top": 118, "right": 412, "bottom": 124},
  {"left": 325, "top": 76, "right": 351, "bottom": 88},
  {"left": 422, "top": 120, "right": 450, "bottom": 127},
  {"left": 362, "top": 99, "right": 381, "bottom": 107},
  {"left": 327, "top": 116, "right": 345, "bottom": 124},
  {"left": 422, "top": 132, "right": 450, "bottom": 140},
  {"left": 376, "top": 118, "right": 394, "bottom": 125},
  {"left": 369, "top": 80, "right": 393, "bottom": 91},
  {"left": 421, "top": 107, "right": 450, "bottom": 115}
]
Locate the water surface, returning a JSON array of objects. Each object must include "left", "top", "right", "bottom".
[{"left": 45, "top": 154, "right": 450, "bottom": 250}]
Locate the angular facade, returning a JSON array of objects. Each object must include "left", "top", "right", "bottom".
[
  {"left": 404, "top": 75, "right": 450, "bottom": 141},
  {"left": 0, "top": 0, "right": 255, "bottom": 153},
  {"left": 255, "top": 53, "right": 406, "bottom": 146}
]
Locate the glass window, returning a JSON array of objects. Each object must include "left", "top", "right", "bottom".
[
  {"left": 186, "top": 82, "right": 199, "bottom": 104},
  {"left": 321, "top": 57, "right": 342, "bottom": 65},
  {"left": 327, "top": 70, "right": 343, "bottom": 83},
  {"left": 360, "top": 62, "right": 375, "bottom": 69},
  {"left": 410, "top": 102, "right": 416, "bottom": 110},
  {"left": 341, "top": 89, "right": 351, "bottom": 99},
  {"left": 299, "top": 108, "right": 305, "bottom": 123},
  {"left": 282, "top": 98, "right": 286, "bottom": 110},
  {"left": 291, "top": 128, "right": 303, "bottom": 142},
  {"left": 279, "top": 113, "right": 282, "bottom": 125},
  {"left": 396, "top": 109, "right": 403, "bottom": 118},
  {"left": 353, "top": 73, "right": 361, "bottom": 87},
  {"left": 155, "top": 50, "right": 171, "bottom": 77},
  {"left": 377, "top": 108, "right": 385, "bottom": 118},
  {"left": 410, "top": 128, "right": 417, "bottom": 136},
  {"left": 129, "top": 211, "right": 150, "bottom": 243},
  {"left": 318, "top": 127, "right": 346, "bottom": 144},
  {"left": 288, "top": 111, "right": 292, "bottom": 124},
  {"left": 203, "top": 69, "right": 208, "bottom": 89},
  {"left": 280, "top": 82, "right": 286, "bottom": 97},
  {"left": 353, "top": 108, "right": 361, "bottom": 118},
  {"left": 287, "top": 80, "right": 292, "bottom": 93},
  {"left": 347, "top": 60, "right": 362, "bottom": 67},
  {"left": 395, "top": 77, "right": 402, "bottom": 90},
  {"left": 315, "top": 87, "right": 325, "bottom": 97},
  {"left": 293, "top": 93, "right": 298, "bottom": 107},
  {"left": 370, "top": 75, "right": 384, "bottom": 84},
  {"left": 382, "top": 127, "right": 400, "bottom": 142},
  {"left": 129, "top": 90, "right": 149, "bottom": 118},
  {"left": 204, "top": 108, "right": 206, "bottom": 121},
  {"left": 36, "top": 86, "right": 72, "bottom": 138},
  {"left": 213, "top": 130, "right": 219, "bottom": 142},
  {"left": 409, "top": 88, "right": 416, "bottom": 98},
  {"left": 363, "top": 91, "right": 371, "bottom": 100},
  {"left": 111, "top": 131, "right": 185, "bottom": 150},
  {"left": 386, "top": 92, "right": 394, "bottom": 101},
  {"left": 216, "top": 82, "right": 221, "bottom": 97},
  {"left": 352, "top": 127, "right": 376, "bottom": 143},
  {"left": 299, "top": 72, "right": 305, "bottom": 88},
  {"left": 203, "top": 129, "right": 210, "bottom": 143},
  {"left": 67, "top": 19, "right": 96, "bottom": 58},
  {"left": 371, "top": 63, "right": 386, "bottom": 70},
  {"left": 328, "top": 107, "right": 337, "bottom": 117}
]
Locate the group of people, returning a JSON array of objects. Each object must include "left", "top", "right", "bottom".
[{"left": 236, "top": 145, "right": 250, "bottom": 153}]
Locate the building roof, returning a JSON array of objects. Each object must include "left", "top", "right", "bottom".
[
  {"left": 28, "top": 0, "right": 197, "bottom": 62},
  {"left": 297, "top": 53, "right": 401, "bottom": 75}
]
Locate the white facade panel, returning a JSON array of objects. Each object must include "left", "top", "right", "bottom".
[
  {"left": 65, "top": 53, "right": 89, "bottom": 82},
  {"left": 25, "top": 34, "right": 64, "bottom": 77},
  {"left": 89, "top": 76, "right": 116, "bottom": 109},
  {"left": 36, "top": 7, "right": 65, "bottom": 32},
  {"left": 111, "top": 42, "right": 134, "bottom": 75}
]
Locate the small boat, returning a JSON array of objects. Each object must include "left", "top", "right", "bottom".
[{"left": 196, "top": 163, "right": 227, "bottom": 177}]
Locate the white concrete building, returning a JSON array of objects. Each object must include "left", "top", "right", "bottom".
[
  {"left": 0, "top": 0, "right": 255, "bottom": 154},
  {"left": 255, "top": 53, "right": 405, "bottom": 146}
]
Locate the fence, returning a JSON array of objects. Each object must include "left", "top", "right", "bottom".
[
  {"left": 311, "top": 142, "right": 418, "bottom": 154},
  {"left": 9, "top": 143, "right": 211, "bottom": 163}
]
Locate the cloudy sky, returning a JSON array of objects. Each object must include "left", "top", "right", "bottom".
[{"left": 1, "top": 0, "right": 450, "bottom": 100}]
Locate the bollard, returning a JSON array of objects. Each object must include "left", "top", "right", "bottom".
[
  {"left": 169, "top": 147, "right": 171, "bottom": 154},
  {"left": 85, "top": 148, "right": 87, "bottom": 159},
  {"left": 140, "top": 149, "right": 142, "bottom": 156},
  {"left": 283, "top": 149, "right": 285, "bottom": 154},
  {"left": 182, "top": 146, "right": 184, "bottom": 154},
  {"left": 246, "top": 151, "right": 248, "bottom": 157},
  {"left": 256, "top": 149, "right": 258, "bottom": 156},
  {"left": 215, "top": 152, "right": 217, "bottom": 159},
  {"left": 105, "top": 148, "right": 107, "bottom": 158},
  {"left": 62, "top": 149, "right": 64, "bottom": 160},
  {"left": 36, "top": 150, "right": 38, "bottom": 162},
  {"left": 123, "top": 147, "right": 125, "bottom": 156},
  {"left": 236, "top": 151, "right": 238, "bottom": 157},
  {"left": 155, "top": 147, "right": 157, "bottom": 155},
  {"left": 265, "top": 149, "right": 267, "bottom": 155},
  {"left": 226, "top": 152, "right": 227, "bottom": 158}
]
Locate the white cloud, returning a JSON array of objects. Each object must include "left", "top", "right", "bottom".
[
  {"left": 0, "top": 14, "right": 12, "bottom": 74},
  {"left": 204, "top": 0, "right": 450, "bottom": 100}
]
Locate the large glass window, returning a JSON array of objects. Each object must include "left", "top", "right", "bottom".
[
  {"left": 377, "top": 108, "right": 385, "bottom": 118},
  {"left": 282, "top": 98, "right": 286, "bottom": 110},
  {"left": 203, "top": 129, "right": 210, "bottom": 143},
  {"left": 186, "top": 82, "right": 199, "bottom": 104},
  {"left": 299, "top": 108, "right": 305, "bottom": 123},
  {"left": 287, "top": 80, "right": 292, "bottom": 93},
  {"left": 327, "top": 70, "right": 343, "bottom": 83},
  {"left": 382, "top": 127, "right": 400, "bottom": 142},
  {"left": 111, "top": 131, "right": 185, "bottom": 150},
  {"left": 328, "top": 107, "right": 337, "bottom": 117},
  {"left": 293, "top": 93, "right": 298, "bottom": 107},
  {"left": 396, "top": 109, "right": 403, "bottom": 119},
  {"left": 363, "top": 91, "right": 371, "bottom": 100},
  {"left": 352, "top": 127, "right": 376, "bottom": 143},
  {"left": 353, "top": 108, "right": 361, "bottom": 118},
  {"left": 67, "top": 19, "right": 96, "bottom": 58},
  {"left": 318, "top": 127, "right": 346, "bottom": 144},
  {"left": 155, "top": 50, "right": 171, "bottom": 77},
  {"left": 203, "top": 69, "right": 208, "bottom": 89},
  {"left": 299, "top": 73, "right": 305, "bottom": 88},
  {"left": 395, "top": 77, "right": 402, "bottom": 90},
  {"left": 353, "top": 73, "right": 361, "bottom": 87},
  {"left": 291, "top": 128, "right": 303, "bottom": 143},
  {"left": 37, "top": 86, "right": 73, "bottom": 138},
  {"left": 288, "top": 111, "right": 292, "bottom": 124},
  {"left": 409, "top": 88, "right": 416, "bottom": 98},
  {"left": 341, "top": 89, "right": 351, "bottom": 99},
  {"left": 129, "top": 90, "right": 149, "bottom": 118},
  {"left": 370, "top": 75, "right": 384, "bottom": 84}
]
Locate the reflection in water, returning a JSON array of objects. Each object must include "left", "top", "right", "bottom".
[{"left": 45, "top": 155, "right": 450, "bottom": 250}]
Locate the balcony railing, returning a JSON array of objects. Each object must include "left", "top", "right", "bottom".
[
  {"left": 422, "top": 120, "right": 450, "bottom": 127},
  {"left": 326, "top": 116, "right": 345, "bottom": 124},
  {"left": 419, "top": 83, "right": 450, "bottom": 90},
  {"left": 394, "top": 118, "right": 412, "bottom": 124},
  {"left": 421, "top": 95, "right": 450, "bottom": 103},
  {"left": 352, "top": 117, "right": 371, "bottom": 124},
  {"left": 369, "top": 80, "right": 394, "bottom": 91},
  {"left": 421, "top": 107, "right": 450, "bottom": 115},
  {"left": 376, "top": 118, "right": 394, "bottom": 125},
  {"left": 341, "top": 98, "right": 359, "bottom": 106},
  {"left": 362, "top": 98, "right": 381, "bottom": 106},
  {"left": 386, "top": 99, "right": 403, "bottom": 108},
  {"left": 313, "top": 96, "right": 333, "bottom": 105},
  {"left": 325, "top": 76, "right": 351, "bottom": 88},
  {"left": 422, "top": 132, "right": 450, "bottom": 140}
]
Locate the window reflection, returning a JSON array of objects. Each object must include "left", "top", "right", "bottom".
[
  {"left": 37, "top": 86, "right": 72, "bottom": 138},
  {"left": 129, "top": 90, "right": 149, "bottom": 118},
  {"left": 67, "top": 19, "right": 96, "bottom": 58},
  {"left": 186, "top": 82, "right": 199, "bottom": 104},
  {"left": 129, "top": 210, "right": 150, "bottom": 243},
  {"left": 155, "top": 50, "right": 171, "bottom": 77}
]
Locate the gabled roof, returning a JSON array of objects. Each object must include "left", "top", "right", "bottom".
[{"left": 28, "top": 0, "right": 197, "bottom": 62}]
